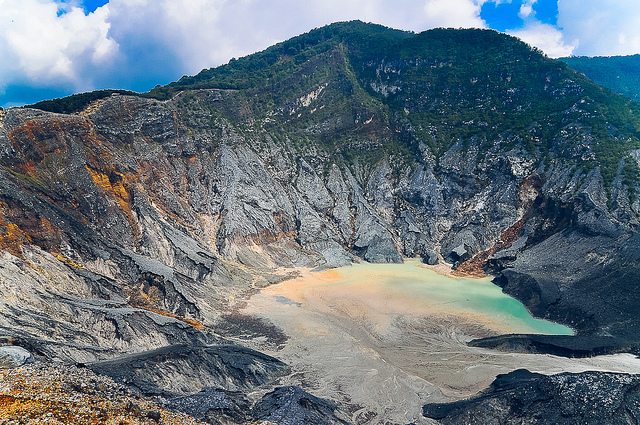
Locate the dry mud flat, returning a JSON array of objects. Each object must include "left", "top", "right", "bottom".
[{"left": 237, "top": 261, "right": 640, "bottom": 425}]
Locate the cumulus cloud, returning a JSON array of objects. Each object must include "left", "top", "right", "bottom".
[
  {"left": 509, "top": 22, "right": 576, "bottom": 57},
  {"left": 558, "top": 0, "right": 640, "bottom": 56},
  {"left": 422, "top": 0, "right": 487, "bottom": 28},
  {"left": 3, "top": 0, "right": 639, "bottom": 108},
  {"left": 518, "top": 0, "right": 536, "bottom": 19},
  {"left": 0, "top": 0, "right": 116, "bottom": 91}
]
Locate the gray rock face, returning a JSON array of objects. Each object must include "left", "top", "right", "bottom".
[
  {"left": 252, "top": 386, "right": 351, "bottom": 425},
  {"left": 296, "top": 158, "right": 334, "bottom": 212},
  {"left": 0, "top": 247, "right": 218, "bottom": 365},
  {"left": 422, "top": 249, "right": 439, "bottom": 265},
  {"left": 347, "top": 170, "right": 402, "bottom": 264},
  {"left": 0, "top": 346, "right": 34, "bottom": 369},
  {"left": 326, "top": 164, "right": 354, "bottom": 243},
  {"left": 166, "top": 387, "right": 250, "bottom": 425},
  {"left": 88, "top": 344, "right": 290, "bottom": 396},
  {"left": 423, "top": 369, "right": 640, "bottom": 425}
]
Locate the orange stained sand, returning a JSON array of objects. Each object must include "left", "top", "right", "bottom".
[
  {"left": 453, "top": 215, "right": 527, "bottom": 278},
  {"left": 9, "top": 120, "right": 37, "bottom": 144},
  {"left": 140, "top": 307, "right": 205, "bottom": 330},
  {"left": 55, "top": 254, "right": 83, "bottom": 269},
  {"left": 85, "top": 165, "right": 141, "bottom": 240},
  {"left": 0, "top": 208, "right": 65, "bottom": 260},
  {"left": 128, "top": 295, "right": 205, "bottom": 330},
  {"left": 0, "top": 216, "right": 30, "bottom": 259},
  {"left": 15, "top": 159, "right": 38, "bottom": 178},
  {"left": 0, "top": 366, "right": 207, "bottom": 425}
]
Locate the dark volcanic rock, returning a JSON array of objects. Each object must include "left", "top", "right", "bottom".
[
  {"left": 423, "top": 369, "right": 640, "bottom": 424},
  {"left": 166, "top": 387, "right": 250, "bottom": 425},
  {"left": 87, "top": 344, "right": 290, "bottom": 396},
  {"left": 252, "top": 386, "right": 351, "bottom": 425},
  {"left": 469, "top": 333, "right": 640, "bottom": 358},
  {"left": 422, "top": 249, "right": 439, "bottom": 265},
  {"left": 492, "top": 230, "right": 640, "bottom": 346},
  {"left": 166, "top": 385, "right": 353, "bottom": 425}
]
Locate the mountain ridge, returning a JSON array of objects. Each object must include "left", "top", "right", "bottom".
[
  {"left": 3, "top": 20, "right": 640, "bottom": 424},
  {"left": 560, "top": 54, "right": 640, "bottom": 103},
  {"left": 27, "top": 22, "right": 640, "bottom": 195}
]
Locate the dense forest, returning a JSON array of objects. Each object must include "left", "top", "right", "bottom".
[{"left": 560, "top": 54, "right": 640, "bottom": 103}]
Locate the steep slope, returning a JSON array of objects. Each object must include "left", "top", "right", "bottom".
[
  {"left": 560, "top": 54, "right": 640, "bottom": 103},
  {"left": 150, "top": 22, "right": 640, "bottom": 346},
  {"left": 423, "top": 369, "right": 640, "bottom": 424},
  {"left": 4, "top": 19, "right": 640, "bottom": 422}
]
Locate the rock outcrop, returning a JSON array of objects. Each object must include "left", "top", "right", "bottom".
[
  {"left": 166, "top": 387, "right": 250, "bottom": 425},
  {"left": 0, "top": 346, "right": 34, "bottom": 369},
  {"left": 167, "top": 385, "right": 351, "bottom": 425},
  {"left": 87, "top": 344, "right": 291, "bottom": 396},
  {"left": 252, "top": 386, "right": 351, "bottom": 425},
  {"left": 423, "top": 369, "right": 640, "bottom": 424}
]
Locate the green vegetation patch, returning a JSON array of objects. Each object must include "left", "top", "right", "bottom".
[
  {"left": 22, "top": 21, "right": 640, "bottom": 197},
  {"left": 560, "top": 55, "right": 640, "bottom": 103},
  {"left": 27, "top": 90, "right": 139, "bottom": 114}
]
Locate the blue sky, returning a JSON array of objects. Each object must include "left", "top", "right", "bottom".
[{"left": 1, "top": 0, "right": 639, "bottom": 108}]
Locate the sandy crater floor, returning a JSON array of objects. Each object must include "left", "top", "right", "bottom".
[{"left": 234, "top": 261, "right": 640, "bottom": 425}]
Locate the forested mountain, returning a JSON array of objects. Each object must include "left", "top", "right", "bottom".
[{"left": 560, "top": 54, "right": 640, "bottom": 103}]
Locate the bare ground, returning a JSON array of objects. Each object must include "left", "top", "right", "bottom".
[{"left": 233, "top": 263, "right": 640, "bottom": 425}]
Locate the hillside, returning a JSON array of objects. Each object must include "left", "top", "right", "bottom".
[
  {"left": 4, "top": 21, "right": 640, "bottom": 423},
  {"left": 560, "top": 54, "right": 640, "bottom": 103}
]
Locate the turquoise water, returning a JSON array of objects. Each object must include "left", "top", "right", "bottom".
[{"left": 331, "top": 261, "right": 574, "bottom": 336}]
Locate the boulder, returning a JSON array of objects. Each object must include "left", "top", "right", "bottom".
[
  {"left": 422, "top": 250, "right": 439, "bottom": 265},
  {"left": 0, "top": 346, "right": 34, "bottom": 369}
]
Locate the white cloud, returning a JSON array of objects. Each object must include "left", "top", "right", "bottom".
[
  {"left": 518, "top": 0, "right": 536, "bottom": 19},
  {"left": 557, "top": 0, "right": 640, "bottom": 56},
  {"left": 106, "top": 0, "right": 229, "bottom": 75},
  {"left": 509, "top": 22, "right": 577, "bottom": 57},
  {"left": 0, "top": 0, "right": 116, "bottom": 90},
  {"left": 422, "top": 0, "right": 487, "bottom": 28},
  {"left": 105, "top": 0, "right": 490, "bottom": 80},
  {"left": 9, "top": 0, "right": 640, "bottom": 107}
]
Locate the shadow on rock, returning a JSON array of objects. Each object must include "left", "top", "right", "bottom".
[
  {"left": 423, "top": 369, "right": 640, "bottom": 425},
  {"left": 87, "top": 344, "right": 290, "bottom": 396}
]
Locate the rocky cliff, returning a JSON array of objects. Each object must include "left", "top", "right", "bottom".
[
  {"left": 423, "top": 369, "right": 640, "bottom": 424},
  {"left": 2, "top": 21, "right": 640, "bottom": 423}
]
